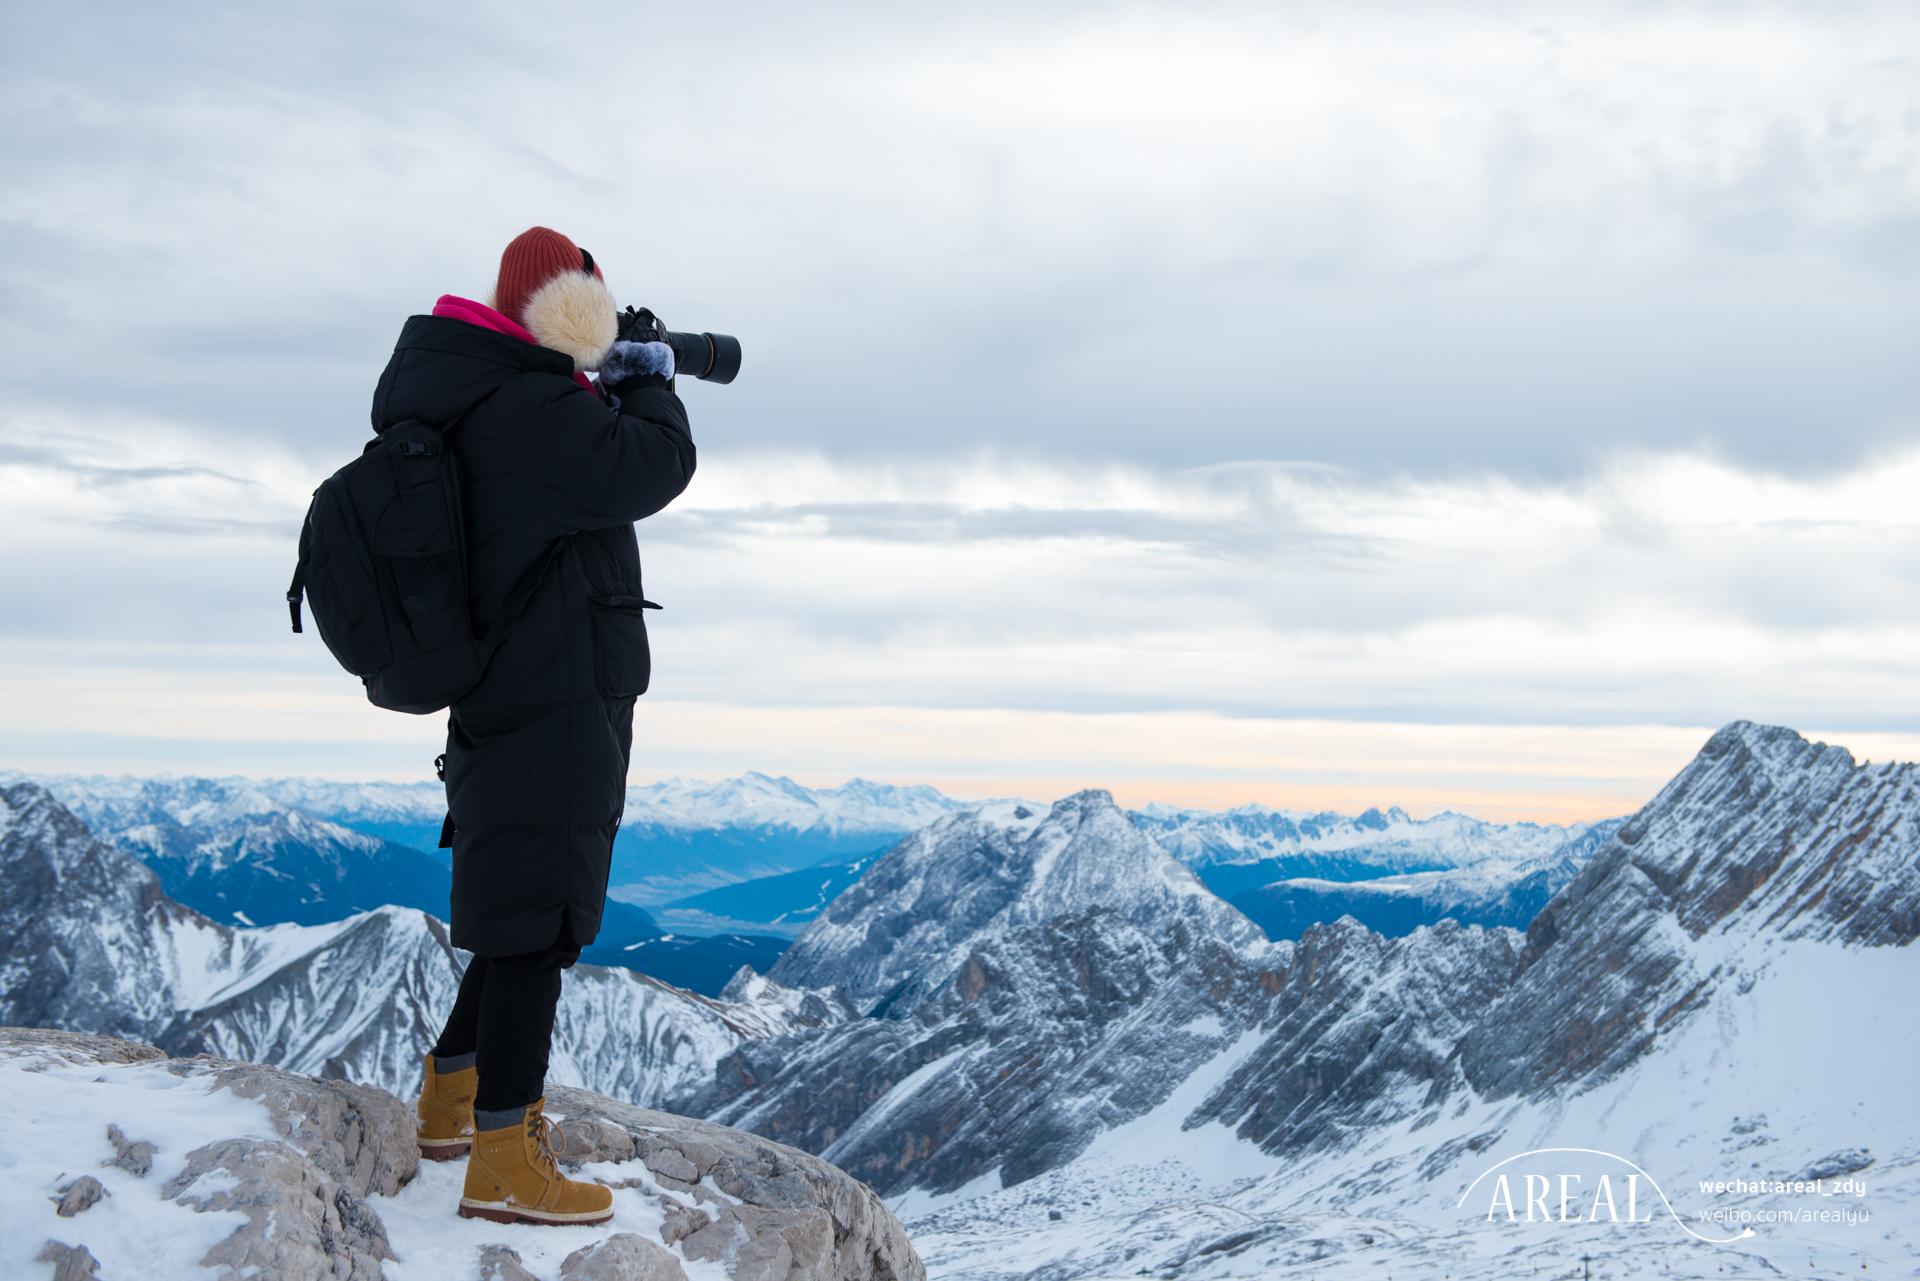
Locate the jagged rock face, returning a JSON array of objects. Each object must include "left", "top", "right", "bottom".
[
  {"left": 0, "top": 785, "right": 844, "bottom": 1106},
  {"left": 736, "top": 907, "right": 1276, "bottom": 1194},
  {"left": 691, "top": 793, "right": 1281, "bottom": 1195},
  {"left": 1460, "top": 721, "right": 1920, "bottom": 1100},
  {"left": 771, "top": 792, "right": 1269, "bottom": 1015},
  {"left": 1187, "top": 917, "right": 1524, "bottom": 1153},
  {"left": 0, "top": 783, "right": 221, "bottom": 1039}
]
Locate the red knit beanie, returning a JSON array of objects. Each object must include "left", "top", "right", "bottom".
[{"left": 494, "top": 226, "right": 603, "bottom": 325}]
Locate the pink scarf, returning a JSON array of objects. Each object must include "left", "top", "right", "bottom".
[{"left": 432, "top": 295, "right": 595, "bottom": 392}]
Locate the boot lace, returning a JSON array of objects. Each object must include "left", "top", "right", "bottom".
[{"left": 525, "top": 1111, "right": 568, "bottom": 1178}]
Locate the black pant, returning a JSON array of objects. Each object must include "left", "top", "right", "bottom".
[{"left": 430, "top": 930, "right": 581, "bottom": 1113}]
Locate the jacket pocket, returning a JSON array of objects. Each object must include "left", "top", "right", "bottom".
[{"left": 587, "top": 593, "right": 657, "bottom": 697}]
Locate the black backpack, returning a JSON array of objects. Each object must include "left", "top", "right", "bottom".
[{"left": 286, "top": 417, "right": 557, "bottom": 715}]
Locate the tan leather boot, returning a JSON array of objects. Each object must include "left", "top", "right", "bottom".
[
  {"left": 416, "top": 1052, "right": 477, "bottom": 1160},
  {"left": 458, "top": 1098, "right": 614, "bottom": 1226}
]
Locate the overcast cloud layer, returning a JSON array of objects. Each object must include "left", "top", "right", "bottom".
[{"left": 2, "top": 1, "right": 1916, "bottom": 808}]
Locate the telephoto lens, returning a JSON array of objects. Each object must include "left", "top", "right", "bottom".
[{"left": 618, "top": 307, "right": 742, "bottom": 384}]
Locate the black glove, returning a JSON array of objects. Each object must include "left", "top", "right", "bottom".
[{"left": 617, "top": 306, "right": 666, "bottom": 345}]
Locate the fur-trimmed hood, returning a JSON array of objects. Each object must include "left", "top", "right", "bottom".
[{"left": 512, "top": 271, "right": 619, "bottom": 373}]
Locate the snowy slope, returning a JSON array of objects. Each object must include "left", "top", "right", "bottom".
[
  {"left": 675, "top": 721, "right": 1916, "bottom": 1280},
  {"left": 888, "top": 723, "right": 1920, "bottom": 1279},
  {"left": 901, "top": 922, "right": 1914, "bottom": 1281},
  {"left": 0, "top": 783, "right": 844, "bottom": 1105}
]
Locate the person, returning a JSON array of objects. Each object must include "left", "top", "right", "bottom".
[{"left": 375, "top": 226, "right": 696, "bottom": 1226}]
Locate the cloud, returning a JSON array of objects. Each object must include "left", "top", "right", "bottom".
[
  {"left": 2, "top": 2, "right": 1916, "bottom": 806},
  {"left": 2, "top": 413, "right": 1916, "bottom": 735},
  {"left": 2, "top": 1, "right": 1916, "bottom": 475}
]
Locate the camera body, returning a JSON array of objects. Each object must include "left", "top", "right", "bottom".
[{"left": 618, "top": 307, "right": 742, "bottom": 384}]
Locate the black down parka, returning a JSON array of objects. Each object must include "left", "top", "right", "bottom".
[{"left": 370, "top": 315, "right": 695, "bottom": 956}]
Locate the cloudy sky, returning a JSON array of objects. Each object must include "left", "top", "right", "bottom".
[{"left": 3, "top": 1, "right": 1916, "bottom": 818}]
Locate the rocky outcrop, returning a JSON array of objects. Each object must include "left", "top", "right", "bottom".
[
  {"left": 2, "top": 1027, "right": 923, "bottom": 1281},
  {"left": 546, "top": 1084, "right": 924, "bottom": 1281},
  {"left": 1459, "top": 721, "right": 1920, "bottom": 1100},
  {"left": 1188, "top": 915, "right": 1525, "bottom": 1152}
]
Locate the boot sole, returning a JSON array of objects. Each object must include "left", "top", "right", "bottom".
[
  {"left": 419, "top": 1140, "right": 471, "bottom": 1161},
  {"left": 458, "top": 1198, "right": 614, "bottom": 1226}
]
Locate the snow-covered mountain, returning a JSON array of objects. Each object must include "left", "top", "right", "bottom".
[
  {"left": 0, "top": 782, "right": 845, "bottom": 1104},
  {"left": 666, "top": 724, "right": 1916, "bottom": 1281},
  {"left": 894, "top": 722, "right": 1920, "bottom": 1279},
  {"left": 1136, "top": 800, "right": 1620, "bottom": 893},
  {"left": 686, "top": 792, "right": 1280, "bottom": 1193}
]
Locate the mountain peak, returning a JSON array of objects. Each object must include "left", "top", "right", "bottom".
[{"left": 769, "top": 790, "right": 1266, "bottom": 1014}]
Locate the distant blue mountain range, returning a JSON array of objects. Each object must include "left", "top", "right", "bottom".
[
  {"left": 5, "top": 771, "right": 1627, "bottom": 984},
  {"left": 5, "top": 771, "right": 956, "bottom": 996}
]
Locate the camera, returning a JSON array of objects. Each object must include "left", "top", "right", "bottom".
[{"left": 617, "top": 307, "right": 741, "bottom": 384}]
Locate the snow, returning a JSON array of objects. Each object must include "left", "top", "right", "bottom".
[
  {"left": 0, "top": 1047, "right": 738, "bottom": 1281},
  {"left": 0, "top": 1051, "right": 273, "bottom": 1280},
  {"left": 376, "top": 1158, "right": 733, "bottom": 1281},
  {"left": 899, "top": 933, "right": 1920, "bottom": 1281},
  {"left": 1075, "top": 1029, "right": 1276, "bottom": 1179},
  {"left": 820, "top": 1049, "right": 968, "bottom": 1166}
]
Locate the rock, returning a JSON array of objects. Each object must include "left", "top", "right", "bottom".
[
  {"left": 732, "top": 1227, "right": 794, "bottom": 1281},
  {"left": 561, "top": 1233, "right": 690, "bottom": 1281},
  {"left": 5, "top": 1032, "right": 417, "bottom": 1281},
  {"left": 682, "top": 1210, "right": 748, "bottom": 1263},
  {"left": 479, "top": 1243, "right": 542, "bottom": 1281},
  {"left": 163, "top": 1055, "right": 419, "bottom": 1197},
  {"left": 54, "top": 1174, "right": 107, "bottom": 1216},
  {"left": 736, "top": 1206, "right": 835, "bottom": 1281},
  {"left": 2, "top": 1027, "right": 923, "bottom": 1281},
  {"left": 559, "top": 1114, "right": 638, "bottom": 1167},
  {"left": 544, "top": 1084, "right": 925, "bottom": 1281},
  {"left": 659, "top": 1195, "right": 714, "bottom": 1244},
  {"left": 0, "top": 1026, "right": 166, "bottom": 1065},
  {"left": 1796, "top": 1149, "right": 1874, "bottom": 1181},
  {"left": 165, "top": 1135, "right": 395, "bottom": 1279},
  {"left": 106, "top": 1123, "right": 157, "bottom": 1176},
  {"left": 640, "top": 1140, "right": 699, "bottom": 1183},
  {"left": 35, "top": 1240, "right": 101, "bottom": 1280}
]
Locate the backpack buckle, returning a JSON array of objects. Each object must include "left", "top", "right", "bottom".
[{"left": 399, "top": 441, "right": 431, "bottom": 456}]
